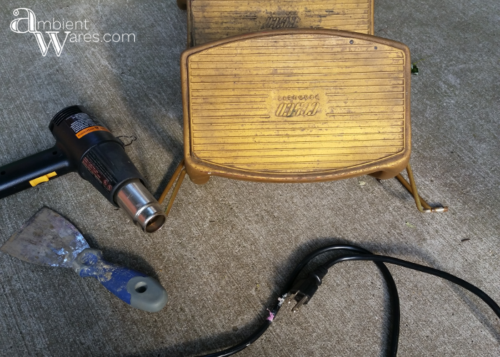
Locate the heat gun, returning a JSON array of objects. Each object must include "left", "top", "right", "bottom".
[{"left": 0, "top": 106, "right": 166, "bottom": 233}]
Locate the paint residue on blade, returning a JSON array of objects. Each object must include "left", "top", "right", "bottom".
[{"left": 0, "top": 208, "right": 90, "bottom": 268}]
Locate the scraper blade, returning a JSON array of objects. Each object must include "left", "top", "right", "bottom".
[{"left": 0, "top": 207, "right": 89, "bottom": 268}]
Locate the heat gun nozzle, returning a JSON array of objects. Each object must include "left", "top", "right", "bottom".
[{"left": 115, "top": 180, "right": 166, "bottom": 233}]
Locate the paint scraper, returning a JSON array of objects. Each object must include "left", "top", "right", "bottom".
[{"left": 0, "top": 207, "right": 167, "bottom": 312}]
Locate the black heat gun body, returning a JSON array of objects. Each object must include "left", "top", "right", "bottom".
[{"left": 0, "top": 106, "right": 165, "bottom": 232}]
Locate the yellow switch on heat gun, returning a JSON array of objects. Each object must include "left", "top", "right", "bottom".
[{"left": 29, "top": 171, "right": 57, "bottom": 187}]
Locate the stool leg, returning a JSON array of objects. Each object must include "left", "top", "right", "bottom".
[
  {"left": 159, "top": 160, "right": 186, "bottom": 216},
  {"left": 165, "top": 168, "right": 186, "bottom": 216},
  {"left": 177, "top": 0, "right": 187, "bottom": 10},
  {"left": 395, "top": 163, "right": 448, "bottom": 213}
]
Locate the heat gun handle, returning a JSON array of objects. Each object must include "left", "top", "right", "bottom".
[{"left": 0, "top": 146, "right": 74, "bottom": 199}]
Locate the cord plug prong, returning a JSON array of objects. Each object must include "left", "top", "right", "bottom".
[
  {"left": 291, "top": 295, "right": 309, "bottom": 312},
  {"left": 286, "top": 266, "right": 328, "bottom": 312}
]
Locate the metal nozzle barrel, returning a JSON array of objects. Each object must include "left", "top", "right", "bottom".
[{"left": 115, "top": 180, "right": 166, "bottom": 233}]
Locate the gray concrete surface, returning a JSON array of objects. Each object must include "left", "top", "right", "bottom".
[{"left": 0, "top": 0, "right": 499, "bottom": 356}]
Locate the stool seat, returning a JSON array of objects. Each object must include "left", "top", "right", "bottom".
[
  {"left": 181, "top": 30, "right": 411, "bottom": 184},
  {"left": 184, "top": 0, "right": 374, "bottom": 46}
]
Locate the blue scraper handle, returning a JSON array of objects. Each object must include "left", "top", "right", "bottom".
[{"left": 73, "top": 249, "right": 167, "bottom": 312}]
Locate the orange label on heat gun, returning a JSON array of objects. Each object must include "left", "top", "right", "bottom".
[{"left": 76, "top": 126, "right": 110, "bottom": 139}]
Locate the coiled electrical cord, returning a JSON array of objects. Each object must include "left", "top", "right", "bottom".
[{"left": 197, "top": 244, "right": 500, "bottom": 357}]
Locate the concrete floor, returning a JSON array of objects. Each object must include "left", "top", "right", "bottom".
[{"left": 0, "top": 0, "right": 499, "bottom": 356}]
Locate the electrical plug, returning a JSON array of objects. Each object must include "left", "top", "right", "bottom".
[{"left": 285, "top": 266, "right": 328, "bottom": 312}]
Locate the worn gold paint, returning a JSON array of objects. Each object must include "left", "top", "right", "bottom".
[
  {"left": 183, "top": 0, "right": 374, "bottom": 46},
  {"left": 181, "top": 30, "right": 411, "bottom": 184}
]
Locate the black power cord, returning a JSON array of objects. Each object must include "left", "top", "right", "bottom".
[{"left": 197, "top": 244, "right": 500, "bottom": 357}]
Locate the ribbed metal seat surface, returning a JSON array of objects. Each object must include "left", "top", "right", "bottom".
[
  {"left": 188, "top": 0, "right": 374, "bottom": 46},
  {"left": 181, "top": 30, "right": 411, "bottom": 183}
]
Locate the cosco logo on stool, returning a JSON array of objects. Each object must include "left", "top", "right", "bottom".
[
  {"left": 276, "top": 102, "right": 320, "bottom": 117},
  {"left": 262, "top": 13, "right": 300, "bottom": 29},
  {"left": 275, "top": 94, "right": 320, "bottom": 117}
]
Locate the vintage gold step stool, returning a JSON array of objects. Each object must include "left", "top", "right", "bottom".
[
  {"left": 160, "top": 1, "right": 447, "bottom": 215},
  {"left": 178, "top": 0, "right": 375, "bottom": 46}
]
